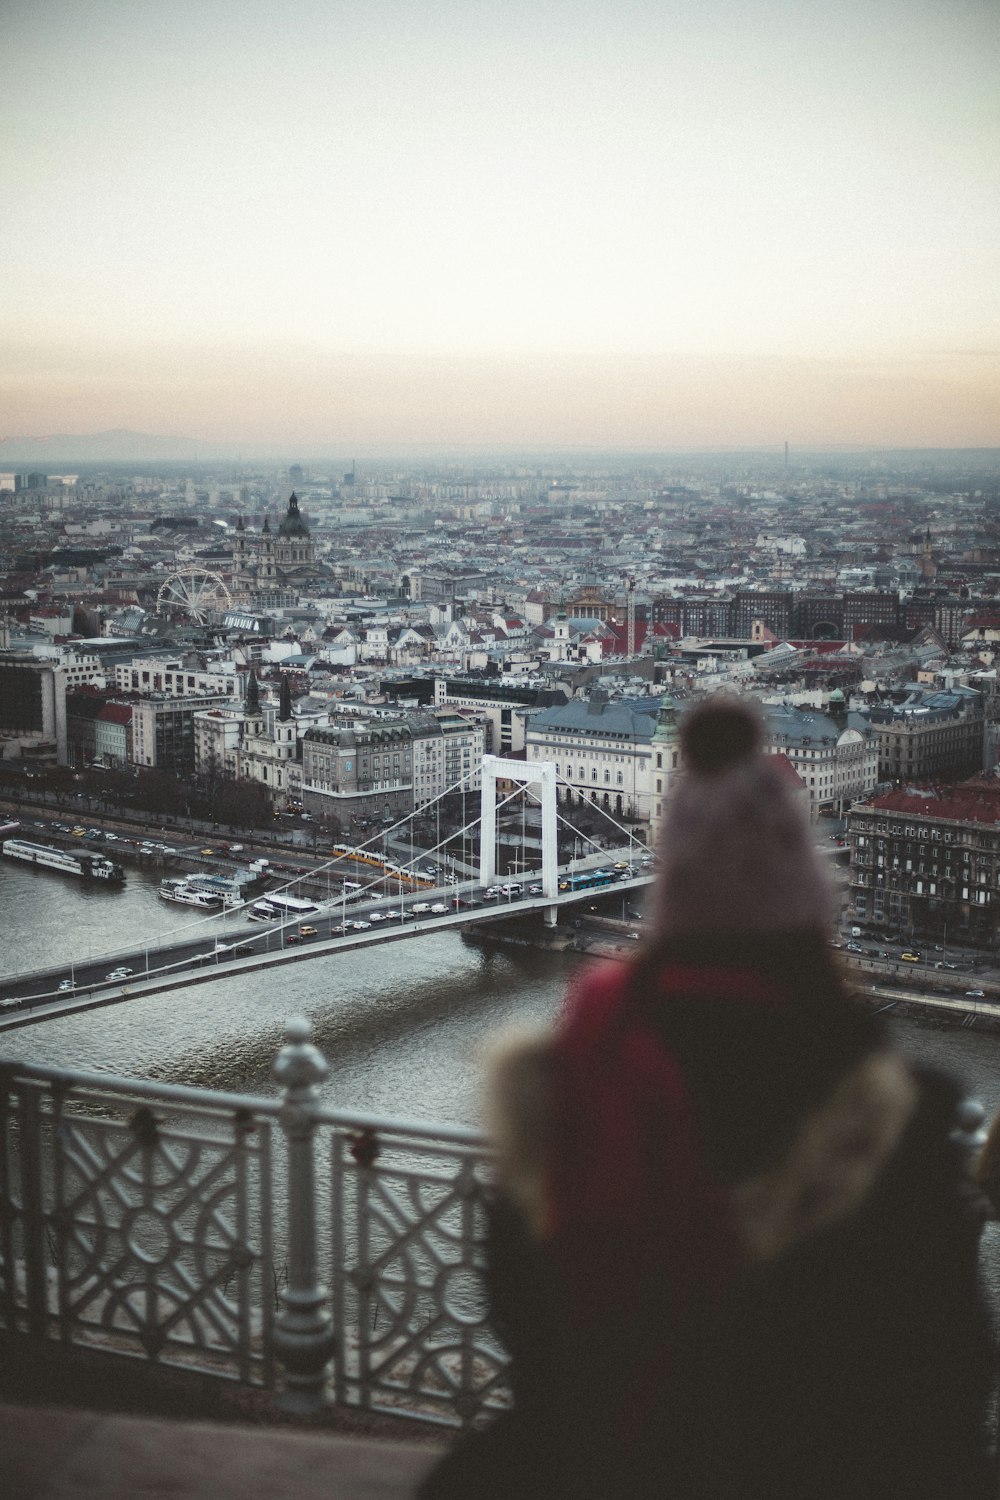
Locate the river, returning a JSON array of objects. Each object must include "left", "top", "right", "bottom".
[{"left": 3, "top": 858, "right": 1000, "bottom": 1134}]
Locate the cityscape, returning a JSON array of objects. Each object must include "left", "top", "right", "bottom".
[
  {"left": 2, "top": 0, "right": 999, "bottom": 1488},
  {"left": 4, "top": 446, "right": 1000, "bottom": 952}
]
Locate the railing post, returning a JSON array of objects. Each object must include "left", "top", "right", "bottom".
[{"left": 272, "top": 1017, "right": 334, "bottom": 1412}]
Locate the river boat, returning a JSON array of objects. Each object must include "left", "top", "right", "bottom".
[
  {"left": 184, "top": 873, "right": 245, "bottom": 908},
  {"left": 246, "top": 892, "right": 320, "bottom": 921},
  {"left": 2, "top": 837, "right": 125, "bottom": 883},
  {"left": 158, "top": 877, "right": 223, "bottom": 909}
]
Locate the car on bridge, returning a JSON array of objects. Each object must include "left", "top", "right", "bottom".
[
  {"left": 57, "top": 979, "right": 75, "bottom": 992},
  {"left": 106, "top": 967, "right": 133, "bottom": 981}
]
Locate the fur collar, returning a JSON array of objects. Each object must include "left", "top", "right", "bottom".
[{"left": 486, "top": 1030, "right": 918, "bottom": 1262}]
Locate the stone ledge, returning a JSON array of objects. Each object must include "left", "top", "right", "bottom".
[{"left": 0, "top": 1403, "right": 442, "bottom": 1500}]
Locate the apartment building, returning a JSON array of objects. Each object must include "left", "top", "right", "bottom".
[
  {"left": 114, "top": 654, "right": 244, "bottom": 699},
  {"left": 433, "top": 677, "right": 567, "bottom": 755},
  {"left": 848, "top": 781, "right": 1000, "bottom": 941},
  {"left": 868, "top": 686, "right": 985, "bottom": 783},
  {"left": 763, "top": 700, "right": 879, "bottom": 817},
  {"left": 525, "top": 689, "right": 660, "bottom": 824}
]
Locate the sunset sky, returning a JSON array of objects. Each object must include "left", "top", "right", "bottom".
[{"left": 2, "top": 0, "right": 998, "bottom": 452}]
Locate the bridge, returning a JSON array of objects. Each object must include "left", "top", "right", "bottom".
[{"left": 0, "top": 757, "right": 656, "bottom": 1026}]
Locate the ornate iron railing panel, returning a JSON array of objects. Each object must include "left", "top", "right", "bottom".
[
  {"left": 0, "top": 1064, "right": 276, "bottom": 1385},
  {"left": 0, "top": 1036, "right": 515, "bottom": 1426},
  {"left": 330, "top": 1118, "right": 510, "bottom": 1425}
]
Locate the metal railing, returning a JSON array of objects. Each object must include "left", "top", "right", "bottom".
[
  {"left": 0, "top": 1020, "right": 508, "bottom": 1427},
  {"left": 1, "top": 1024, "right": 989, "bottom": 1430}
]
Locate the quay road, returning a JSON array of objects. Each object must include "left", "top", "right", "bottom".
[{"left": 0, "top": 870, "right": 655, "bottom": 1030}]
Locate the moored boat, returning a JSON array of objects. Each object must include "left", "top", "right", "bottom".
[
  {"left": 158, "top": 877, "right": 222, "bottom": 909},
  {"left": 2, "top": 837, "right": 125, "bottom": 884}
]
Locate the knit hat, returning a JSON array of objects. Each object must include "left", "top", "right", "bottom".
[{"left": 652, "top": 696, "right": 835, "bottom": 938}]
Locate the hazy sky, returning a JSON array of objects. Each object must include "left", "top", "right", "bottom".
[{"left": 2, "top": 0, "right": 998, "bottom": 451}]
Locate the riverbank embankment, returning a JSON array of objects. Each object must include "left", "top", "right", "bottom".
[{"left": 463, "top": 917, "right": 1000, "bottom": 1033}]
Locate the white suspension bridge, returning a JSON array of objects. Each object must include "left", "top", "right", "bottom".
[{"left": 0, "top": 758, "right": 656, "bottom": 1025}]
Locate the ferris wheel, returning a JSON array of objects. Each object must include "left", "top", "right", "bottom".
[{"left": 156, "top": 567, "right": 232, "bottom": 624}]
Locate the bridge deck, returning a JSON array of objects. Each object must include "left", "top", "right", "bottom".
[{"left": 0, "top": 874, "right": 655, "bottom": 1029}]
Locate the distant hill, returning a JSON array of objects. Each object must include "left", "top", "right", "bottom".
[{"left": 0, "top": 429, "right": 212, "bottom": 462}]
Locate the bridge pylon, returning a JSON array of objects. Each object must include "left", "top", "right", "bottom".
[{"left": 481, "top": 756, "right": 559, "bottom": 925}]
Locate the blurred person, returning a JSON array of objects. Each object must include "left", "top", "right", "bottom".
[{"left": 419, "top": 697, "right": 992, "bottom": 1499}]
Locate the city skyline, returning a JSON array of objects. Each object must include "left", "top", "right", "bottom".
[{"left": 3, "top": 0, "right": 998, "bottom": 450}]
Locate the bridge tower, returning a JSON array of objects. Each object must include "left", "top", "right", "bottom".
[{"left": 480, "top": 756, "right": 559, "bottom": 925}]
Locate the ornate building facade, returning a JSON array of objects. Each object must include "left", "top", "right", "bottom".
[{"left": 232, "top": 494, "right": 317, "bottom": 609}]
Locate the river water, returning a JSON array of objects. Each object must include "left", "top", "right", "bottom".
[{"left": 3, "top": 858, "right": 1000, "bottom": 1133}]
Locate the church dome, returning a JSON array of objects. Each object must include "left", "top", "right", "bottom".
[{"left": 278, "top": 493, "right": 310, "bottom": 538}]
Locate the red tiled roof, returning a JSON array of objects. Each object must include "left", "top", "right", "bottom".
[
  {"left": 97, "top": 704, "right": 133, "bottom": 726},
  {"left": 869, "top": 783, "right": 1000, "bottom": 826},
  {"left": 771, "top": 752, "right": 806, "bottom": 789}
]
